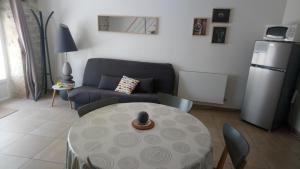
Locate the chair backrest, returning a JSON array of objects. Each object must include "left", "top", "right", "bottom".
[
  {"left": 158, "top": 92, "right": 193, "bottom": 113},
  {"left": 77, "top": 97, "right": 119, "bottom": 117},
  {"left": 221, "top": 123, "right": 250, "bottom": 169}
]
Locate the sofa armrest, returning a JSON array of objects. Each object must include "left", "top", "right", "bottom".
[
  {"left": 68, "top": 86, "right": 101, "bottom": 106},
  {"left": 68, "top": 87, "right": 83, "bottom": 100}
]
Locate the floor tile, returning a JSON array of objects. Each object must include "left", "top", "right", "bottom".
[
  {"left": 0, "top": 134, "right": 53, "bottom": 158},
  {"left": 20, "top": 159, "right": 65, "bottom": 169},
  {"left": 0, "top": 131, "right": 25, "bottom": 150},
  {"left": 58, "top": 129, "right": 70, "bottom": 140},
  {"left": 25, "top": 109, "right": 61, "bottom": 121},
  {"left": 34, "top": 139, "right": 67, "bottom": 164},
  {"left": 0, "top": 118, "right": 46, "bottom": 133},
  {"left": 55, "top": 111, "right": 78, "bottom": 123},
  {"left": 30, "top": 121, "right": 71, "bottom": 138},
  {"left": 0, "top": 154, "right": 29, "bottom": 169}
]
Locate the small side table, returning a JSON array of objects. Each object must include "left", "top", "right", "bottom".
[{"left": 51, "top": 85, "right": 73, "bottom": 109}]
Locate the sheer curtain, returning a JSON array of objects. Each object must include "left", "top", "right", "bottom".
[
  {"left": 0, "top": 19, "right": 7, "bottom": 81},
  {"left": 0, "top": 0, "right": 42, "bottom": 100},
  {"left": 0, "top": 0, "right": 26, "bottom": 98},
  {"left": 9, "top": 0, "right": 41, "bottom": 100},
  {"left": 0, "top": 17, "right": 9, "bottom": 100}
]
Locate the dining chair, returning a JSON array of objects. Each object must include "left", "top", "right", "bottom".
[
  {"left": 87, "top": 157, "right": 101, "bottom": 169},
  {"left": 216, "top": 123, "right": 250, "bottom": 169},
  {"left": 77, "top": 97, "right": 119, "bottom": 117},
  {"left": 158, "top": 92, "right": 193, "bottom": 113}
]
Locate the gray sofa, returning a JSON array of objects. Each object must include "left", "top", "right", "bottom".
[{"left": 68, "top": 58, "right": 175, "bottom": 109}]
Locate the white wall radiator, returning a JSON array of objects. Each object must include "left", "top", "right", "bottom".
[{"left": 178, "top": 71, "right": 228, "bottom": 104}]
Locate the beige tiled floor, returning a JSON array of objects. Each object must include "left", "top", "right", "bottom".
[
  {"left": 0, "top": 97, "right": 299, "bottom": 169},
  {"left": 0, "top": 154, "right": 29, "bottom": 169},
  {"left": 1, "top": 134, "right": 54, "bottom": 158},
  {"left": 20, "top": 159, "right": 64, "bottom": 169},
  {"left": 0, "top": 97, "right": 76, "bottom": 169},
  {"left": 34, "top": 139, "right": 67, "bottom": 164}
]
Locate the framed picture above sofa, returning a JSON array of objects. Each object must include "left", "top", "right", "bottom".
[
  {"left": 212, "top": 8, "right": 231, "bottom": 23},
  {"left": 212, "top": 27, "right": 227, "bottom": 44},
  {"left": 192, "top": 18, "right": 208, "bottom": 36}
]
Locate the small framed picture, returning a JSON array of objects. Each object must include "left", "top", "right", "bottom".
[
  {"left": 212, "top": 27, "right": 227, "bottom": 43},
  {"left": 192, "top": 18, "right": 208, "bottom": 36},
  {"left": 212, "top": 8, "right": 231, "bottom": 23}
]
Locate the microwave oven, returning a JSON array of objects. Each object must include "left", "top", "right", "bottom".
[{"left": 263, "top": 25, "right": 300, "bottom": 42}]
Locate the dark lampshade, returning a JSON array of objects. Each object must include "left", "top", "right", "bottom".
[{"left": 57, "top": 24, "right": 78, "bottom": 53}]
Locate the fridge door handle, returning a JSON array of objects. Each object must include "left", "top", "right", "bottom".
[{"left": 251, "top": 64, "right": 286, "bottom": 72}]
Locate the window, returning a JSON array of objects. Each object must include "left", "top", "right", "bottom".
[{"left": 0, "top": 20, "right": 6, "bottom": 81}]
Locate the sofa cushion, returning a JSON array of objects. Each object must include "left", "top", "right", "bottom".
[
  {"left": 115, "top": 76, "right": 139, "bottom": 94},
  {"left": 134, "top": 78, "right": 154, "bottom": 93},
  {"left": 98, "top": 75, "right": 154, "bottom": 93},
  {"left": 69, "top": 86, "right": 159, "bottom": 107},
  {"left": 98, "top": 75, "right": 121, "bottom": 90},
  {"left": 99, "top": 89, "right": 159, "bottom": 103}
]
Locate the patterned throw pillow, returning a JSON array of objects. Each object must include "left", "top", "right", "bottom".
[{"left": 115, "top": 76, "right": 140, "bottom": 94}]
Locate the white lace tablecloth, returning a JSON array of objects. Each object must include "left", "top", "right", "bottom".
[{"left": 67, "top": 103, "right": 213, "bottom": 169}]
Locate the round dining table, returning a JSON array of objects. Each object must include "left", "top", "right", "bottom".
[{"left": 67, "top": 102, "right": 213, "bottom": 169}]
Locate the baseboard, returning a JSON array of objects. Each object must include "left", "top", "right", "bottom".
[{"left": 193, "top": 102, "right": 240, "bottom": 112}]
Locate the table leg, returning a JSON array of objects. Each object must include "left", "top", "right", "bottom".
[
  {"left": 51, "top": 90, "right": 56, "bottom": 107},
  {"left": 67, "top": 90, "right": 73, "bottom": 109}
]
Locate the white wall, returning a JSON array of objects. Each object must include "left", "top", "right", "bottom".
[
  {"left": 282, "top": 0, "right": 300, "bottom": 24},
  {"left": 0, "top": 80, "right": 9, "bottom": 101},
  {"left": 37, "top": 0, "right": 287, "bottom": 109}
]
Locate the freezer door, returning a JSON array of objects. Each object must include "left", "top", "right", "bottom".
[
  {"left": 241, "top": 66, "right": 285, "bottom": 130},
  {"left": 251, "top": 41, "right": 292, "bottom": 69}
]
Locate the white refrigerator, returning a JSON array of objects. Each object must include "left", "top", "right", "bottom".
[
  {"left": 242, "top": 40, "right": 300, "bottom": 131},
  {"left": 289, "top": 74, "right": 300, "bottom": 134}
]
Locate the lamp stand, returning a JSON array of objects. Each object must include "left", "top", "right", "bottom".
[{"left": 61, "top": 52, "right": 74, "bottom": 84}]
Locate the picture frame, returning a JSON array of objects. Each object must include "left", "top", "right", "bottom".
[
  {"left": 212, "top": 8, "right": 231, "bottom": 23},
  {"left": 98, "top": 15, "right": 159, "bottom": 35},
  {"left": 212, "top": 27, "right": 227, "bottom": 44},
  {"left": 192, "top": 18, "right": 208, "bottom": 36}
]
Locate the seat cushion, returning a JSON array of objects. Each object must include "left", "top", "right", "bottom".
[
  {"left": 100, "top": 89, "right": 159, "bottom": 103},
  {"left": 69, "top": 86, "right": 159, "bottom": 107}
]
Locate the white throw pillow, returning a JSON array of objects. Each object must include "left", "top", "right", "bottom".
[{"left": 115, "top": 76, "right": 139, "bottom": 94}]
